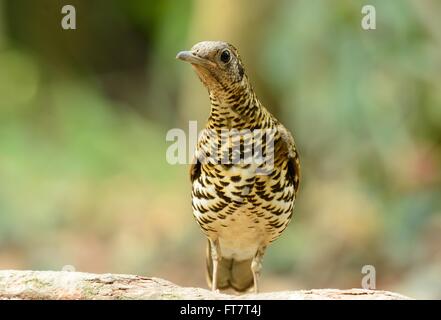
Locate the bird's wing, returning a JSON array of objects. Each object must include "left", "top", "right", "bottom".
[
  {"left": 190, "top": 157, "right": 201, "bottom": 183},
  {"left": 190, "top": 131, "right": 206, "bottom": 183},
  {"left": 277, "top": 124, "right": 301, "bottom": 194}
]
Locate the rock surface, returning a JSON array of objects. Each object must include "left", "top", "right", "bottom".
[{"left": 0, "top": 270, "right": 411, "bottom": 300}]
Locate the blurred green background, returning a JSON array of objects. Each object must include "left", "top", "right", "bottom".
[{"left": 0, "top": 0, "right": 440, "bottom": 299}]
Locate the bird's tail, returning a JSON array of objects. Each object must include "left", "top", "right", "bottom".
[{"left": 206, "top": 240, "right": 254, "bottom": 292}]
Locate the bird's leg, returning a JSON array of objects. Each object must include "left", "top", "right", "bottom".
[
  {"left": 251, "top": 258, "right": 262, "bottom": 294},
  {"left": 251, "top": 246, "right": 266, "bottom": 294},
  {"left": 209, "top": 239, "right": 221, "bottom": 292}
]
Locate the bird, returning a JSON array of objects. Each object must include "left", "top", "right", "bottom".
[{"left": 176, "top": 41, "right": 300, "bottom": 293}]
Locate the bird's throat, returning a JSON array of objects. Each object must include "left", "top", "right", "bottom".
[{"left": 207, "top": 83, "right": 264, "bottom": 130}]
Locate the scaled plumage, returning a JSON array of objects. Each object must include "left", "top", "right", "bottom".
[{"left": 177, "top": 41, "right": 300, "bottom": 293}]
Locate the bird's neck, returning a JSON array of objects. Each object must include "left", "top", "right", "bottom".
[{"left": 206, "top": 80, "right": 272, "bottom": 130}]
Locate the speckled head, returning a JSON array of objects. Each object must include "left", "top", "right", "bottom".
[{"left": 176, "top": 41, "right": 246, "bottom": 97}]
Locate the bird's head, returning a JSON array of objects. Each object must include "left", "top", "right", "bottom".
[{"left": 176, "top": 41, "right": 247, "bottom": 98}]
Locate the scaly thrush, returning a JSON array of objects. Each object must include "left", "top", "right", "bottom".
[{"left": 177, "top": 41, "right": 300, "bottom": 293}]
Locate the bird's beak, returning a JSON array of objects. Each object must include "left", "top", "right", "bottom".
[{"left": 176, "top": 51, "right": 214, "bottom": 67}]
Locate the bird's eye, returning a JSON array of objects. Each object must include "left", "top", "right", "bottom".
[{"left": 220, "top": 49, "right": 231, "bottom": 63}]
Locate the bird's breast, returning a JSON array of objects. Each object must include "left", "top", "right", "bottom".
[{"left": 192, "top": 158, "right": 295, "bottom": 254}]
